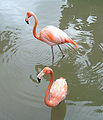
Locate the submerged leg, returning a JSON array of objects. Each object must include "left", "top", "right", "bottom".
[
  {"left": 57, "top": 44, "right": 65, "bottom": 58},
  {"left": 51, "top": 46, "right": 54, "bottom": 64}
]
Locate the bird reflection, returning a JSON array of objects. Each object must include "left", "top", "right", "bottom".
[
  {"left": 30, "top": 64, "right": 67, "bottom": 119},
  {"left": 51, "top": 101, "right": 66, "bottom": 120},
  {"left": 0, "top": 30, "right": 19, "bottom": 63},
  {"left": 29, "top": 64, "right": 48, "bottom": 84},
  {"left": 29, "top": 74, "right": 38, "bottom": 84}
]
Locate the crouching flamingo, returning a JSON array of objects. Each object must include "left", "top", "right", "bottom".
[
  {"left": 25, "top": 11, "right": 78, "bottom": 62},
  {"left": 37, "top": 67, "right": 68, "bottom": 107}
]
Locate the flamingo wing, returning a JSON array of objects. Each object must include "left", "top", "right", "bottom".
[
  {"left": 40, "top": 26, "right": 68, "bottom": 46},
  {"left": 50, "top": 78, "right": 67, "bottom": 105}
]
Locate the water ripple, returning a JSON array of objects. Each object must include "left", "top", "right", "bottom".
[{"left": 0, "top": 29, "right": 20, "bottom": 63}]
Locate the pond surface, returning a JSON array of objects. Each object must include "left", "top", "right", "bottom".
[{"left": 0, "top": 0, "right": 103, "bottom": 120}]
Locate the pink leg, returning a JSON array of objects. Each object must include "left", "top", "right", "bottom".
[
  {"left": 57, "top": 45, "right": 65, "bottom": 58},
  {"left": 51, "top": 46, "right": 54, "bottom": 64}
]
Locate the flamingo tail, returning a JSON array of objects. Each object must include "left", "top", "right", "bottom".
[{"left": 65, "top": 38, "right": 78, "bottom": 51}]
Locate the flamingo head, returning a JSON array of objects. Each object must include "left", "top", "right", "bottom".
[
  {"left": 37, "top": 67, "right": 53, "bottom": 83},
  {"left": 25, "top": 11, "right": 34, "bottom": 24}
]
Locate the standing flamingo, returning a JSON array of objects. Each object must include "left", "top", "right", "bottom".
[
  {"left": 25, "top": 11, "right": 78, "bottom": 62},
  {"left": 37, "top": 67, "right": 68, "bottom": 107}
]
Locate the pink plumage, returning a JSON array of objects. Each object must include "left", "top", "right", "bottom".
[
  {"left": 40, "top": 25, "right": 69, "bottom": 46},
  {"left": 50, "top": 78, "right": 68, "bottom": 106},
  {"left": 37, "top": 67, "right": 68, "bottom": 107},
  {"left": 25, "top": 11, "right": 78, "bottom": 63}
]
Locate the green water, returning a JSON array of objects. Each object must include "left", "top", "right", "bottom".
[{"left": 0, "top": 0, "right": 103, "bottom": 120}]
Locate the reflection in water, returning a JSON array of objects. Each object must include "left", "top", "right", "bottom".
[
  {"left": 95, "top": 109, "right": 103, "bottom": 113},
  {"left": 33, "top": 64, "right": 67, "bottom": 119},
  {"left": 59, "top": 0, "right": 103, "bottom": 107},
  {"left": 0, "top": 0, "right": 103, "bottom": 120},
  {"left": 0, "top": 30, "right": 19, "bottom": 63},
  {"left": 30, "top": 74, "right": 39, "bottom": 84},
  {"left": 51, "top": 101, "right": 66, "bottom": 120},
  {"left": 64, "top": 100, "right": 103, "bottom": 120},
  {"left": 29, "top": 64, "right": 46, "bottom": 85}
]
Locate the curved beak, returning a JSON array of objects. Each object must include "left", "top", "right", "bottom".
[
  {"left": 37, "top": 77, "right": 41, "bottom": 83},
  {"left": 25, "top": 17, "right": 29, "bottom": 24},
  {"left": 37, "top": 71, "right": 45, "bottom": 83}
]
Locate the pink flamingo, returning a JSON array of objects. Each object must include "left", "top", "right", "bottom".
[
  {"left": 37, "top": 67, "right": 68, "bottom": 107},
  {"left": 25, "top": 11, "right": 78, "bottom": 62}
]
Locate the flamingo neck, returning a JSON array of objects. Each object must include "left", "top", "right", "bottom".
[
  {"left": 44, "top": 71, "right": 54, "bottom": 107},
  {"left": 32, "top": 13, "right": 40, "bottom": 40}
]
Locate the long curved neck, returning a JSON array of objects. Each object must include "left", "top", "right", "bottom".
[
  {"left": 32, "top": 13, "right": 40, "bottom": 40},
  {"left": 44, "top": 71, "right": 54, "bottom": 107}
]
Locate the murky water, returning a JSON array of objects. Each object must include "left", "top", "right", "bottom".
[{"left": 0, "top": 0, "right": 103, "bottom": 120}]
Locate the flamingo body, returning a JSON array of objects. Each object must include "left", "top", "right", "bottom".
[
  {"left": 50, "top": 78, "right": 67, "bottom": 106},
  {"left": 40, "top": 25, "right": 70, "bottom": 46},
  {"left": 37, "top": 67, "right": 68, "bottom": 107}
]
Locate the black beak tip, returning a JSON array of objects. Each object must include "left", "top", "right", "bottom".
[
  {"left": 37, "top": 77, "right": 41, "bottom": 83},
  {"left": 25, "top": 19, "right": 29, "bottom": 24}
]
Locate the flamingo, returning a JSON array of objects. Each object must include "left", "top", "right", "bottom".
[
  {"left": 25, "top": 11, "right": 78, "bottom": 62},
  {"left": 37, "top": 67, "right": 68, "bottom": 107}
]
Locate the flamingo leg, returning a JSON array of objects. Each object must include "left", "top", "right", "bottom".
[
  {"left": 51, "top": 46, "right": 54, "bottom": 64},
  {"left": 57, "top": 44, "right": 65, "bottom": 58}
]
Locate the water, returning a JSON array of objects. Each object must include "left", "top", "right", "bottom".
[{"left": 0, "top": 0, "right": 103, "bottom": 119}]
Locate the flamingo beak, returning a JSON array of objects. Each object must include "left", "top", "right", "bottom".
[
  {"left": 25, "top": 17, "right": 29, "bottom": 24},
  {"left": 37, "top": 71, "right": 45, "bottom": 83},
  {"left": 37, "top": 77, "right": 41, "bottom": 83}
]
